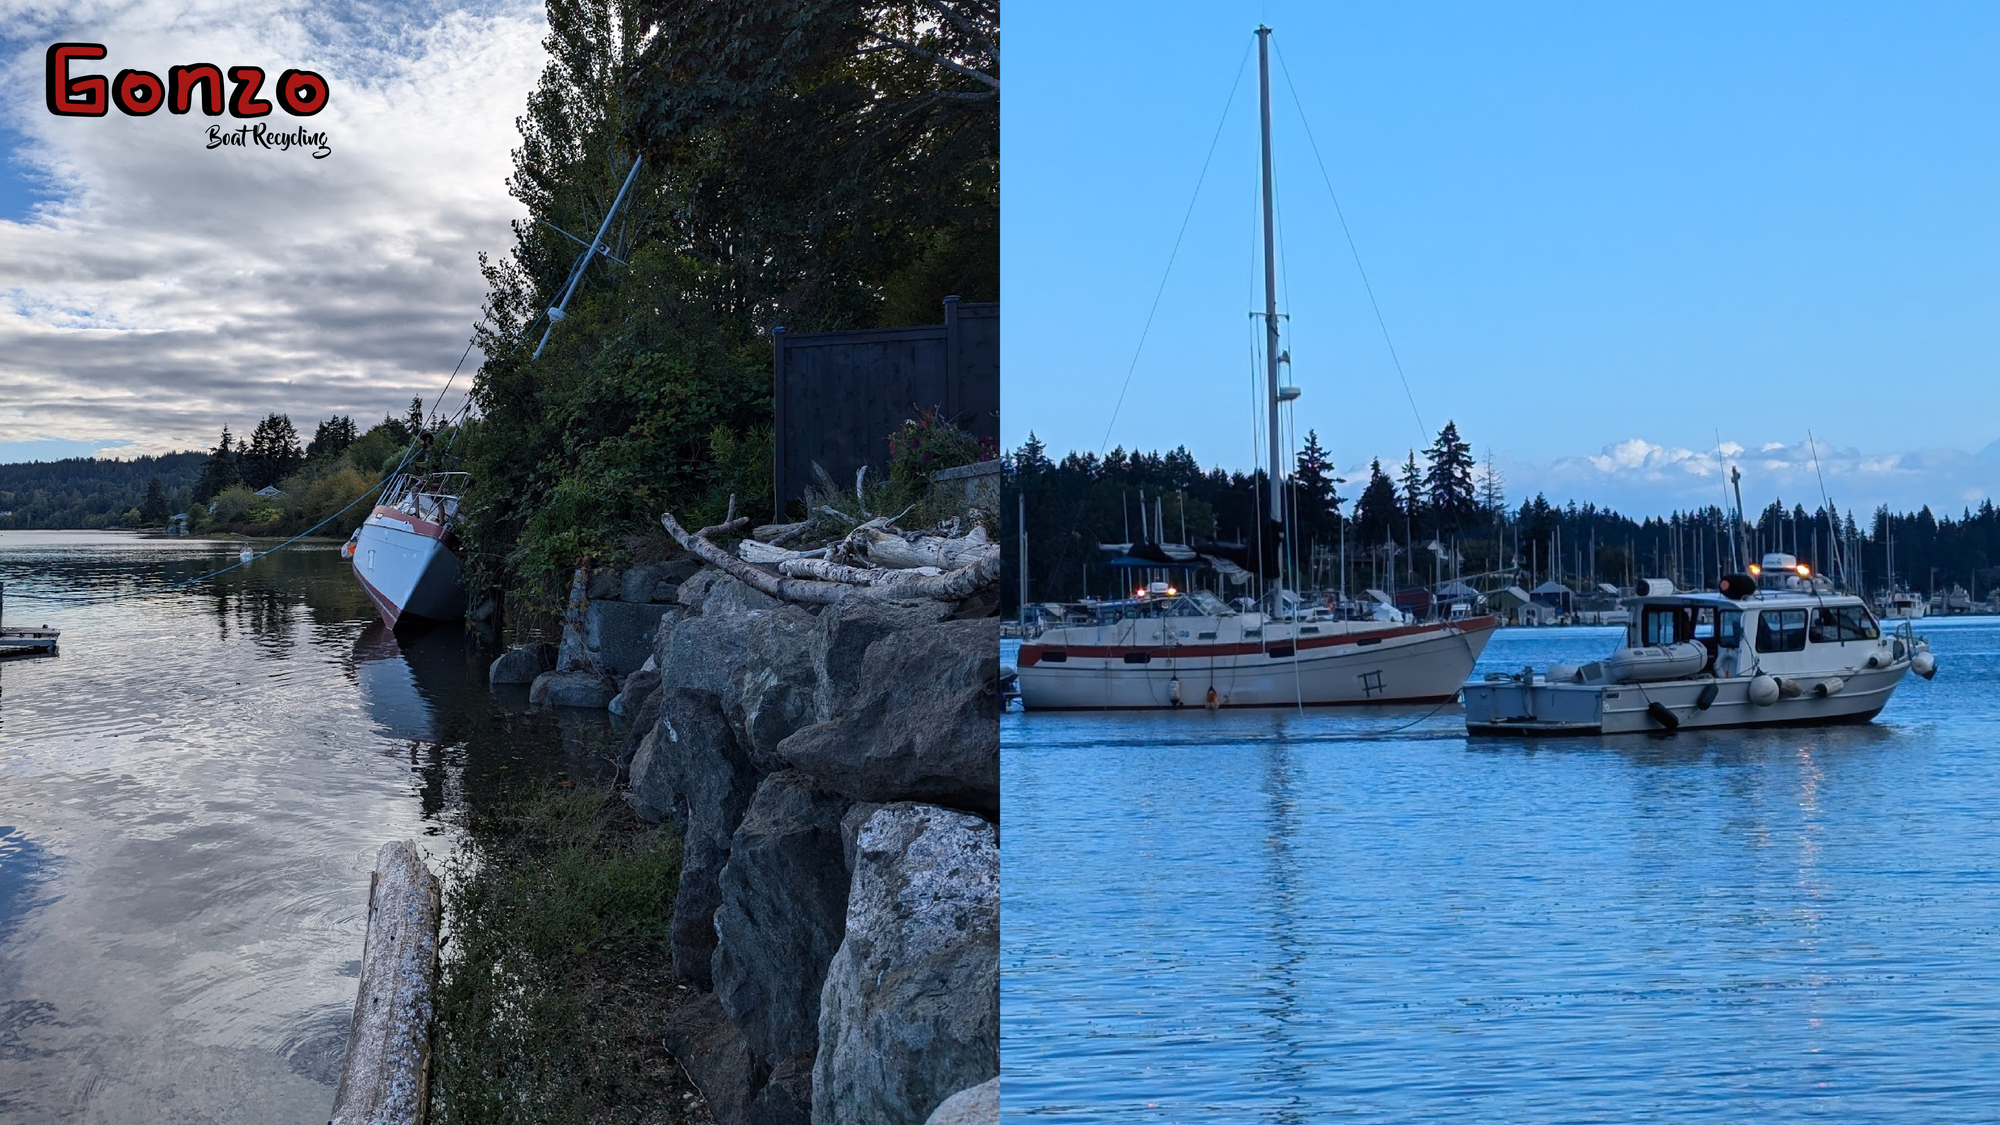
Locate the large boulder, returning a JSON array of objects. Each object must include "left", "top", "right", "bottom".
[
  {"left": 528, "top": 669, "right": 615, "bottom": 709},
  {"left": 713, "top": 771, "right": 853, "bottom": 1065},
  {"left": 807, "top": 600, "right": 953, "bottom": 724},
  {"left": 614, "top": 683, "right": 664, "bottom": 783},
  {"left": 488, "top": 641, "right": 555, "bottom": 685},
  {"left": 813, "top": 804, "right": 999, "bottom": 1125},
  {"left": 609, "top": 665, "right": 660, "bottom": 718},
  {"left": 661, "top": 990, "right": 764, "bottom": 1125},
  {"left": 677, "top": 568, "right": 730, "bottom": 610},
  {"left": 733, "top": 606, "right": 822, "bottom": 771},
  {"left": 703, "top": 572, "right": 783, "bottom": 618},
  {"left": 655, "top": 604, "right": 756, "bottom": 700},
  {"left": 623, "top": 557, "right": 701, "bottom": 603},
  {"left": 924, "top": 1079, "right": 998, "bottom": 1125},
  {"left": 627, "top": 688, "right": 763, "bottom": 986},
  {"left": 586, "top": 566, "right": 624, "bottom": 601},
  {"left": 778, "top": 618, "right": 1000, "bottom": 816},
  {"left": 586, "top": 600, "right": 672, "bottom": 677}
]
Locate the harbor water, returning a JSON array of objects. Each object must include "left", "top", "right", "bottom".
[
  {"left": 1002, "top": 620, "right": 2000, "bottom": 1121},
  {"left": 0, "top": 531, "right": 615, "bottom": 1123}
]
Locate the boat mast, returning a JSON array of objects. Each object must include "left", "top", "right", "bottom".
[{"left": 1257, "top": 26, "right": 1284, "bottom": 579}]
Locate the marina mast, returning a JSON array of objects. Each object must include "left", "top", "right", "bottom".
[{"left": 1257, "top": 26, "right": 1284, "bottom": 560}]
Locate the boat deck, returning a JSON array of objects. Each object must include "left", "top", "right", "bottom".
[{"left": 0, "top": 626, "right": 60, "bottom": 657}]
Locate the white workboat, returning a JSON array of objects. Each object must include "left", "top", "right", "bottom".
[
  {"left": 346, "top": 470, "right": 467, "bottom": 629},
  {"left": 1464, "top": 554, "right": 1934, "bottom": 736},
  {"left": 1882, "top": 589, "right": 1928, "bottom": 620},
  {"left": 1017, "top": 586, "right": 1499, "bottom": 710}
]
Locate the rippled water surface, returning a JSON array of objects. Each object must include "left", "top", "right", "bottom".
[
  {"left": 1002, "top": 621, "right": 2000, "bottom": 1122},
  {"left": 0, "top": 531, "right": 616, "bottom": 1123}
]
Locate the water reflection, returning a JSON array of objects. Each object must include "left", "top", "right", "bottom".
[
  {"left": 0, "top": 531, "right": 619, "bottom": 1124},
  {"left": 1004, "top": 620, "right": 2000, "bottom": 1122}
]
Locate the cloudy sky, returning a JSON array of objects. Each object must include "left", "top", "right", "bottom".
[
  {"left": 0, "top": 0, "right": 546, "bottom": 462},
  {"left": 1003, "top": 1, "right": 2000, "bottom": 517}
]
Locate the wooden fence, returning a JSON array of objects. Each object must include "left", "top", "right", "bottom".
[{"left": 771, "top": 297, "right": 998, "bottom": 519}]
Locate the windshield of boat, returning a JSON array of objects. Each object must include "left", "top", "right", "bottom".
[
  {"left": 1811, "top": 605, "right": 1880, "bottom": 642},
  {"left": 1186, "top": 590, "right": 1230, "bottom": 616}
]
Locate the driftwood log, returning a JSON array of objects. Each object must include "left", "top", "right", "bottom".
[
  {"left": 662, "top": 512, "right": 999, "bottom": 605},
  {"left": 329, "top": 840, "right": 441, "bottom": 1125},
  {"left": 853, "top": 525, "right": 992, "bottom": 571}
]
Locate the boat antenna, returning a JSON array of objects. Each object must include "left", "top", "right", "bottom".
[
  {"left": 1806, "top": 430, "right": 1844, "bottom": 587},
  {"left": 1257, "top": 25, "right": 1284, "bottom": 586},
  {"left": 534, "top": 155, "right": 643, "bottom": 359},
  {"left": 1729, "top": 463, "right": 1748, "bottom": 573}
]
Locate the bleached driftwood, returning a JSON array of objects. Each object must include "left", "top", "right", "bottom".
[
  {"left": 330, "top": 840, "right": 440, "bottom": 1125},
  {"left": 751, "top": 520, "right": 812, "bottom": 545},
  {"left": 778, "top": 558, "right": 943, "bottom": 583},
  {"left": 661, "top": 512, "right": 999, "bottom": 605},
  {"left": 737, "top": 539, "right": 831, "bottom": 564},
  {"left": 854, "top": 524, "right": 996, "bottom": 571}
]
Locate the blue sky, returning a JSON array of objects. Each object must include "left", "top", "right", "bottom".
[{"left": 1001, "top": 2, "right": 2000, "bottom": 515}]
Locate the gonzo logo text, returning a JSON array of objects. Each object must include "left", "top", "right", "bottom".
[{"left": 45, "top": 43, "right": 332, "bottom": 158}]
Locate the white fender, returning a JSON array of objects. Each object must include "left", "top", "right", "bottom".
[
  {"left": 1777, "top": 677, "right": 1803, "bottom": 699},
  {"left": 1912, "top": 651, "right": 1937, "bottom": 679},
  {"left": 1814, "top": 677, "right": 1844, "bottom": 698},
  {"left": 1749, "top": 674, "right": 1779, "bottom": 706}
]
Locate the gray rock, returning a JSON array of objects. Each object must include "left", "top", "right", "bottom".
[
  {"left": 488, "top": 641, "right": 555, "bottom": 685},
  {"left": 631, "top": 689, "right": 763, "bottom": 987},
  {"left": 655, "top": 604, "right": 755, "bottom": 699},
  {"left": 924, "top": 1078, "right": 998, "bottom": 1125},
  {"left": 615, "top": 684, "right": 664, "bottom": 784},
  {"left": 813, "top": 805, "right": 999, "bottom": 1125},
  {"left": 750, "top": 1053, "right": 814, "bottom": 1125},
  {"left": 779, "top": 618, "right": 1000, "bottom": 815},
  {"left": 619, "top": 561, "right": 686, "bottom": 604},
  {"left": 528, "top": 669, "right": 616, "bottom": 709},
  {"left": 703, "top": 573, "right": 783, "bottom": 617},
  {"left": 586, "top": 566, "right": 624, "bottom": 601},
  {"left": 609, "top": 667, "right": 660, "bottom": 718},
  {"left": 713, "top": 771, "right": 853, "bottom": 1064},
  {"left": 678, "top": 568, "right": 730, "bottom": 610},
  {"left": 733, "top": 606, "right": 822, "bottom": 771},
  {"left": 586, "top": 600, "right": 672, "bottom": 678},
  {"left": 807, "top": 600, "right": 952, "bottom": 723}
]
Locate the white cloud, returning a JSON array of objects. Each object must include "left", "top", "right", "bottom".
[
  {"left": 0, "top": 0, "right": 547, "bottom": 455},
  {"left": 1510, "top": 434, "right": 2000, "bottom": 516}
]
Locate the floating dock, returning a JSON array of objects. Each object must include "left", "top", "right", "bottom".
[{"left": 0, "top": 584, "right": 58, "bottom": 657}]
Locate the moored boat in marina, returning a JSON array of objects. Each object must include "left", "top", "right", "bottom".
[
  {"left": 1464, "top": 554, "right": 1933, "bottom": 736},
  {"left": 347, "top": 469, "right": 468, "bottom": 629},
  {"left": 1018, "top": 584, "right": 1498, "bottom": 709}
]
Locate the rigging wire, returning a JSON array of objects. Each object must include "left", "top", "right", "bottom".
[
  {"left": 1271, "top": 41, "right": 1427, "bottom": 444},
  {"left": 1097, "top": 41, "right": 1254, "bottom": 456}
]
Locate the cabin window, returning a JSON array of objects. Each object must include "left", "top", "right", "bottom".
[
  {"left": 1717, "top": 611, "right": 1743, "bottom": 649},
  {"left": 1811, "top": 606, "right": 1880, "bottom": 643},
  {"left": 1755, "top": 609, "right": 1808, "bottom": 653},
  {"left": 1040, "top": 650, "right": 1067, "bottom": 663},
  {"left": 1267, "top": 644, "right": 1295, "bottom": 658},
  {"left": 1640, "top": 606, "right": 1692, "bottom": 646},
  {"left": 1123, "top": 652, "right": 1152, "bottom": 664}
]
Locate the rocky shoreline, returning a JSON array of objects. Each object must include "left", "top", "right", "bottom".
[{"left": 493, "top": 556, "right": 999, "bottom": 1125}]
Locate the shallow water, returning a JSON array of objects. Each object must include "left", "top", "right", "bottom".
[
  {"left": 1002, "top": 620, "right": 2000, "bottom": 1122},
  {"left": 0, "top": 531, "right": 617, "bottom": 1123}
]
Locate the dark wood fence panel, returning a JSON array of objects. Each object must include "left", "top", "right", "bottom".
[{"left": 772, "top": 297, "right": 998, "bottom": 519}]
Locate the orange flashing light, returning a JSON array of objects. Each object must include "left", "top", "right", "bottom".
[
  {"left": 1796, "top": 563, "right": 1811, "bottom": 577},
  {"left": 1749, "top": 563, "right": 1762, "bottom": 575}
]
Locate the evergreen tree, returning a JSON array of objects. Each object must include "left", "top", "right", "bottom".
[
  {"left": 1290, "top": 429, "right": 1344, "bottom": 546},
  {"left": 1478, "top": 448, "right": 1505, "bottom": 515},
  {"left": 139, "top": 476, "right": 169, "bottom": 525},
  {"left": 1356, "top": 458, "right": 1401, "bottom": 551},
  {"left": 1422, "top": 420, "right": 1477, "bottom": 532},
  {"left": 307, "top": 415, "right": 359, "bottom": 461},
  {"left": 405, "top": 397, "right": 427, "bottom": 436},
  {"left": 193, "top": 427, "right": 239, "bottom": 502},
  {"left": 241, "top": 414, "right": 304, "bottom": 490}
]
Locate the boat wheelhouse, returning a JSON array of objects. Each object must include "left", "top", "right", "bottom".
[{"left": 1463, "top": 555, "right": 1934, "bottom": 736}]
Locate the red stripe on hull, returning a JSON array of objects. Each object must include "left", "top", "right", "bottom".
[{"left": 1018, "top": 615, "right": 1500, "bottom": 666}]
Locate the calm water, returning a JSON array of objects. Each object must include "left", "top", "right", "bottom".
[
  {"left": 1002, "top": 620, "right": 2000, "bottom": 1122},
  {"left": 0, "top": 531, "right": 616, "bottom": 1123}
]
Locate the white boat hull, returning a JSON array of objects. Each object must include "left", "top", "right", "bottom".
[
  {"left": 1463, "top": 662, "right": 1910, "bottom": 736},
  {"left": 351, "top": 507, "right": 464, "bottom": 629},
  {"left": 1018, "top": 618, "right": 1498, "bottom": 710}
]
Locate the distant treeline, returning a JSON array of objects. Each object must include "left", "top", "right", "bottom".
[
  {"left": 1003, "top": 429, "right": 2000, "bottom": 608},
  {"left": 0, "top": 452, "right": 205, "bottom": 529},
  {"left": 0, "top": 402, "right": 427, "bottom": 537}
]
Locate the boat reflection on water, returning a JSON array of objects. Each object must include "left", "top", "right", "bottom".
[{"left": 345, "top": 621, "right": 625, "bottom": 808}]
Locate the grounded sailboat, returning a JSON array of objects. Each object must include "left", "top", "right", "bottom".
[
  {"left": 1016, "top": 26, "right": 1499, "bottom": 710},
  {"left": 347, "top": 469, "right": 467, "bottom": 629}
]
